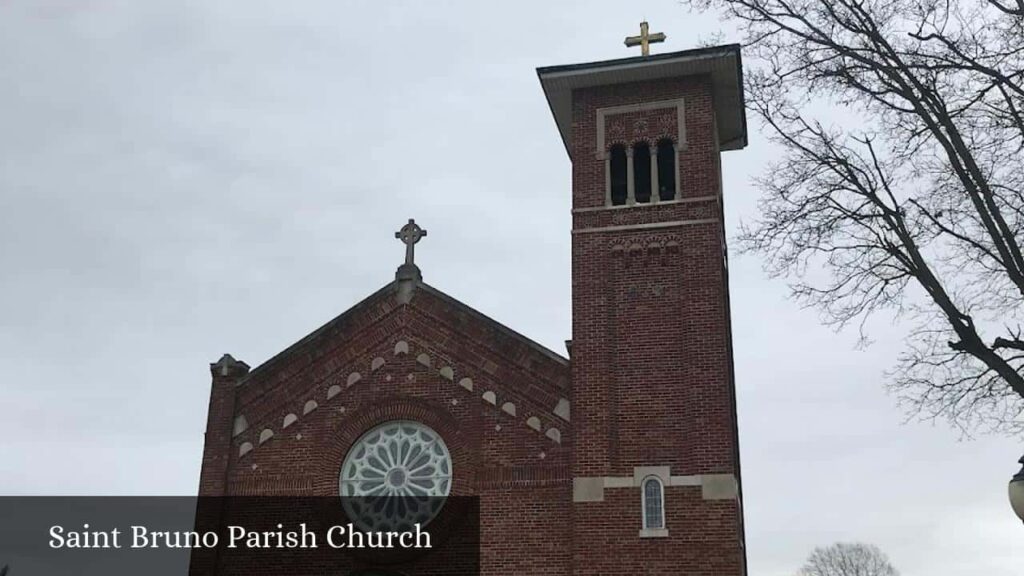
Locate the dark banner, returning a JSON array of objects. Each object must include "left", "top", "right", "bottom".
[{"left": 0, "top": 497, "right": 480, "bottom": 576}]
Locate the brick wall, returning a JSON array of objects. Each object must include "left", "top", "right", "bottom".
[
  {"left": 195, "top": 69, "right": 745, "bottom": 576},
  {"left": 570, "top": 75, "right": 745, "bottom": 574},
  {"left": 201, "top": 283, "right": 574, "bottom": 574}
]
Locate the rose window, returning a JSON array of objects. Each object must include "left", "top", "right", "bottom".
[{"left": 339, "top": 421, "right": 452, "bottom": 531}]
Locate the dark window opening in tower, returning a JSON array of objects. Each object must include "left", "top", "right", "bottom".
[
  {"left": 657, "top": 139, "right": 676, "bottom": 201},
  {"left": 609, "top": 144, "right": 628, "bottom": 206},
  {"left": 633, "top": 142, "right": 652, "bottom": 203}
]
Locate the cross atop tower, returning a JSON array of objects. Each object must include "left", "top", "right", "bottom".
[{"left": 624, "top": 21, "right": 666, "bottom": 56}]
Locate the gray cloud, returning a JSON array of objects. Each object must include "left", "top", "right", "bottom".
[{"left": 1, "top": 1, "right": 1021, "bottom": 574}]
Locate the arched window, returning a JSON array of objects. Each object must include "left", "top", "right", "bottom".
[
  {"left": 609, "top": 144, "right": 628, "bottom": 206},
  {"left": 657, "top": 139, "right": 677, "bottom": 201},
  {"left": 633, "top": 142, "right": 652, "bottom": 203},
  {"left": 642, "top": 476, "right": 665, "bottom": 530}
]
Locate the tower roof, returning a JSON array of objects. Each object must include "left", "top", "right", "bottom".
[{"left": 537, "top": 44, "right": 747, "bottom": 158}]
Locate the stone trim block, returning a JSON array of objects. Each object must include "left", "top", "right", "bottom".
[
  {"left": 701, "top": 474, "right": 738, "bottom": 500},
  {"left": 573, "top": 477, "right": 604, "bottom": 502}
]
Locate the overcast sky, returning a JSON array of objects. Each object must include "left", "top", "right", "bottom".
[{"left": 0, "top": 1, "right": 1021, "bottom": 574}]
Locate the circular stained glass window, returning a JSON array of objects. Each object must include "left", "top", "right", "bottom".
[{"left": 339, "top": 421, "right": 452, "bottom": 531}]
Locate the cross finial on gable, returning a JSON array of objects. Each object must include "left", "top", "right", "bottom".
[
  {"left": 624, "top": 21, "right": 666, "bottom": 56},
  {"left": 395, "top": 218, "right": 427, "bottom": 283},
  {"left": 395, "top": 219, "right": 427, "bottom": 266}
]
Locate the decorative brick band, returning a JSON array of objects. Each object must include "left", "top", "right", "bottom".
[
  {"left": 233, "top": 338, "right": 568, "bottom": 468},
  {"left": 227, "top": 476, "right": 315, "bottom": 496},
  {"left": 572, "top": 218, "right": 718, "bottom": 235},
  {"left": 571, "top": 195, "right": 718, "bottom": 213},
  {"left": 476, "top": 465, "right": 571, "bottom": 488},
  {"left": 407, "top": 343, "right": 567, "bottom": 446},
  {"left": 595, "top": 98, "right": 687, "bottom": 159}
]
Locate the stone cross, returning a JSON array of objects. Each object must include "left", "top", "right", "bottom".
[
  {"left": 624, "top": 21, "right": 666, "bottom": 56},
  {"left": 395, "top": 219, "right": 427, "bottom": 267}
]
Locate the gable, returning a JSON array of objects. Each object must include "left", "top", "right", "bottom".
[
  {"left": 225, "top": 279, "right": 572, "bottom": 489},
  {"left": 232, "top": 280, "right": 568, "bottom": 407}
]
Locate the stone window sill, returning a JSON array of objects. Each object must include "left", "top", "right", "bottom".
[{"left": 639, "top": 528, "right": 669, "bottom": 538}]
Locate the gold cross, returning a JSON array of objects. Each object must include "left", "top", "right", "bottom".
[{"left": 624, "top": 21, "right": 666, "bottom": 56}]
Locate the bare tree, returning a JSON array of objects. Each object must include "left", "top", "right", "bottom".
[
  {"left": 687, "top": 0, "right": 1024, "bottom": 434},
  {"left": 798, "top": 542, "right": 898, "bottom": 576}
]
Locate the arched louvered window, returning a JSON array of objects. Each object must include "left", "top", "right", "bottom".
[
  {"left": 657, "top": 139, "right": 677, "bottom": 201},
  {"left": 642, "top": 476, "right": 665, "bottom": 530},
  {"left": 633, "top": 142, "right": 652, "bottom": 203},
  {"left": 609, "top": 144, "right": 628, "bottom": 206}
]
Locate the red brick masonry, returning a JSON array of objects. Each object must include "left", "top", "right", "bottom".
[{"left": 198, "top": 59, "right": 745, "bottom": 575}]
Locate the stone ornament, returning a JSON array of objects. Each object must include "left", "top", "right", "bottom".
[{"left": 235, "top": 340, "right": 566, "bottom": 463}]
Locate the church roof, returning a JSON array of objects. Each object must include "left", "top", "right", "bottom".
[
  {"left": 537, "top": 43, "right": 747, "bottom": 157},
  {"left": 416, "top": 282, "right": 569, "bottom": 368},
  {"left": 234, "top": 278, "right": 569, "bottom": 391}
]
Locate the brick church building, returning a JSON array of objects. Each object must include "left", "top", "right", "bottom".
[{"left": 197, "top": 37, "right": 748, "bottom": 575}]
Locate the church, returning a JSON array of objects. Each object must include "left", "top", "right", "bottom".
[{"left": 196, "top": 27, "right": 749, "bottom": 575}]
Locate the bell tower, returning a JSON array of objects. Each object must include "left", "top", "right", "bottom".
[{"left": 539, "top": 37, "right": 748, "bottom": 574}]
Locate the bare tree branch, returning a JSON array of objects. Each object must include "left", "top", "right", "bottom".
[
  {"left": 689, "top": 0, "right": 1024, "bottom": 434},
  {"left": 798, "top": 542, "right": 899, "bottom": 576}
]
